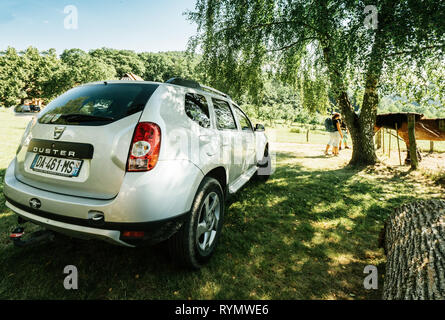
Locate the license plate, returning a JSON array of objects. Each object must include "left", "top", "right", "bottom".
[{"left": 31, "top": 155, "right": 83, "bottom": 177}]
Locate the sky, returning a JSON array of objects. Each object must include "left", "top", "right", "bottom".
[{"left": 0, "top": 0, "right": 198, "bottom": 54}]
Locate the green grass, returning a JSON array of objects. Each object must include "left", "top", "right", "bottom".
[
  {"left": 269, "top": 126, "right": 329, "bottom": 145},
  {"left": 0, "top": 108, "right": 31, "bottom": 169},
  {"left": 0, "top": 108, "right": 444, "bottom": 299},
  {"left": 282, "top": 124, "right": 445, "bottom": 152}
]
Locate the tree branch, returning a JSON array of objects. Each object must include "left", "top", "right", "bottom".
[
  {"left": 246, "top": 20, "right": 325, "bottom": 36},
  {"left": 216, "top": 19, "right": 327, "bottom": 39},
  {"left": 385, "top": 44, "right": 445, "bottom": 58},
  {"left": 267, "top": 38, "right": 318, "bottom": 52}
]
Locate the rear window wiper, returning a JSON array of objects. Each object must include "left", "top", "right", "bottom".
[{"left": 59, "top": 114, "right": 115, "bottom": 122}]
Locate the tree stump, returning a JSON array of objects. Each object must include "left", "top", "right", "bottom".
[{"left": 383, "top": 199, "right": 445, "bottom": 299}]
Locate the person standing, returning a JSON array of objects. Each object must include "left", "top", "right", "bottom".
[
  {"left": 325, "top": 113, "right": 343, "bottom": 156},
  {"left": 339, "top": 119, "right": 350, "bottom": 150}
]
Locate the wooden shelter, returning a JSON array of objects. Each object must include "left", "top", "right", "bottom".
[
  {"left": 24, "top": 98, "right": 44, "bottom": 107},
  {"left": 120, "top": 73, "right": 144, "bottom": 81},
  {"left": 374, "top": 112, "right": 445, "bottom": 166}
]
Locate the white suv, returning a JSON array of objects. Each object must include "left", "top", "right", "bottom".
[{"left": 3, "top": 78, "right": 270, "bottom": 268}]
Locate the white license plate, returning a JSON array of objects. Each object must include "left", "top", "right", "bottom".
[{"left": 31, "top": 155, "right": 83, "bottom": 177}]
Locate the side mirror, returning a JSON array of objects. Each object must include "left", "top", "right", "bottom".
[{"left": 255, "top": 124, "right": 265, "bottom": 132}]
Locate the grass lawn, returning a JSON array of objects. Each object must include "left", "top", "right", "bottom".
[{"left": 0, "top": 108, "right": 443, "bottom": 299}]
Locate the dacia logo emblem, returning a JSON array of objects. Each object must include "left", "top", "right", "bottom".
[
  {"left": 54, "top": 126, "right": 65, "bottom": 140},
  {"left": 29, "top": 198, "right": 41, "bottom": 209}
]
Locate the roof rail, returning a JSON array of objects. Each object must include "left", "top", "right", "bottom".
[
  {"left": 201, "top": 85, "right": 231, "bottom": 100},
  {"left": 165, "top": 77, "right": 202, "bottom": 90},
  {"left": 165, "top": 77, "right": 231, "bottom": 99}
]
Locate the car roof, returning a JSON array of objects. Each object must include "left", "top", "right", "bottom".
[{"left": 85, "top": 80, "right": 234, "bottom": 103}]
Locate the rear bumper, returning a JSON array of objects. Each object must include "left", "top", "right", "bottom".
[
  {"left": 5, "top": 196, "right": 188, "bottom": 246},
  {"left": 4, "top": 158, "right": 203, "bottom": 222},
  {"left": 3, "top": 158, "right": 202, "bottom": 245},
  {"left": 5, "top": 199, "right": 132, "bottom": 246}
]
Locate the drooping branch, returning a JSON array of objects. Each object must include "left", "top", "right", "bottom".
[
  {"left": 385, "top": 44, "right": 445, "bottom": 58},
  {"left": 267, "top": 38, "right": 318, "bottom": 52},
  {"left": 215, "top": 19, "right": 328, "bottom": 39}
]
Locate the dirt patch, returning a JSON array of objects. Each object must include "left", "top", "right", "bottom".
[
  {"left": 379, "top": 149, "right": 445, "bottom": 171},
  {"left": 417, "top": 153, "right": 445, "bottom": 173},
  {"left": 273, "top": 142, "right": 445, "bottom": 179},
  {"left": 273, "top": 142, "right": 352, "bottom": 170}
]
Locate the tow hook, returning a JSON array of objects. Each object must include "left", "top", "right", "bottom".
[{"left": 9, "top": 227, "right": 55, "bottom": 248}]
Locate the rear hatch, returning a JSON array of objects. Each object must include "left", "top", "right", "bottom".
[{"left": 14, "top": 82, "right": 159, "bottom": 199}]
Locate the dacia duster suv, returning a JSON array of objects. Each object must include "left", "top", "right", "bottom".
[{"left": 4, "top": 78, "right": 270, "bottom": 268}]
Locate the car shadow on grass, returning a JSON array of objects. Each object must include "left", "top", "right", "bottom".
[{"left": 0, "top": 152, "right": 436, "bottom": 300}]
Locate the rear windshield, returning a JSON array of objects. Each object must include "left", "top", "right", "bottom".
[{"left": 38, "top": 83, "right": 159, "bottom": 126}]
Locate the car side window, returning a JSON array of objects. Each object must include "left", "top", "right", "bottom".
[
  {"left": 212, "top": 98, "right": 237, "bottom": 130},
  {"left": 233, "top": 106, "right": 253, "bottom": 132},
  {"left": 185, "top": 93, "right": 211, "bottom": 128}
]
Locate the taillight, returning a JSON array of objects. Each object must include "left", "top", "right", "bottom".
[
  {"left": 127, "top": 122, "right": 161, "bottom": 172},
  {"left": 121, "top": 231, "right": 145, "bottom": 238}
]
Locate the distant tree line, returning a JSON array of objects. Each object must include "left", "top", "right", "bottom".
[
  {"left": 0, "top": 47, "right": 201, "bottom": 108},
  {"left": 379, "top": 96, "right": 445, "bottom": 118},
  {"left": 0, "top": 46, "right": 323, "bottom": 124},
  {"left": 0, "top": 46, "right": 442, "bottom": 126}
]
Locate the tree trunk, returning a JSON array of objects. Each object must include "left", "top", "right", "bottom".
[
  {"left": 336, "top": 91, "right": 378, "bottom": 165},
  {"left": 321, "top": 4, "right": 390, "bottom": 166},
  {"left": 322, "top": 45, "right": 380, "bottom": 166},
  {"left": 349, "top": 119, "right": 378, "bottom": 165},
  {"left": 383, "top": 199, "right": 445, "bottom": 300},
  {"left": 350, "top": 25, "right": 386, "bottom": 165}
]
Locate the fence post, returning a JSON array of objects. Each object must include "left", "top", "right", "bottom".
[
  {"left": 407, "top": 114, "right": 419, "bottom": 169},
  {"left": 376, "top": 129, "right": 382, "bottom": 149},
  {"left": 395, "top": 123, "right": 402, "bottom": 165},
  {"left": 388, "top": 128, "right": 391, "bottom": 158},
  {"left": 429, "top": 141, "right": 434, "bottom": 153},
  {"left": 306, "top": 129, "right": 309, "bottom": 143},
  {"left": 382, "top": 128, "right": 385, "bottom": 154}
]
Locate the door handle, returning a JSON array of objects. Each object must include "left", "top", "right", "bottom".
[{"left": 199, "top": 135, "right": 211, "bottom": 142}]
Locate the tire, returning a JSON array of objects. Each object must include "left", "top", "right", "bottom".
[
  {"left": 168, "top": 177, "right": 225, "bottom": 269},
  {"left": 256, "top": 145, "right": 271, "bottom": 182}
]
